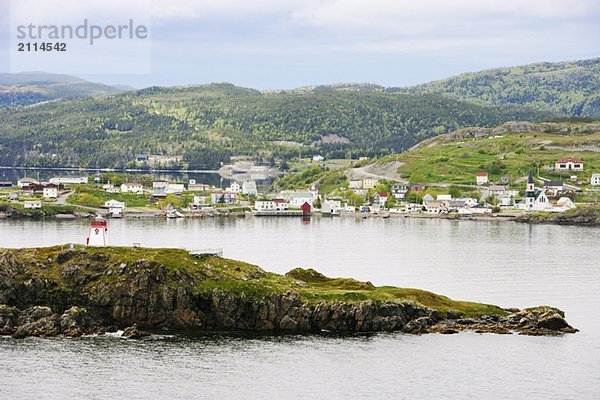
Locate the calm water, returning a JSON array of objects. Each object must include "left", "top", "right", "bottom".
[{"left": 0, "top": 217, "right": 599, "bottom": 399}]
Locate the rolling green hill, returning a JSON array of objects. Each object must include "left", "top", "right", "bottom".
[
  {"left": 0, "top": 83, "right": 550, "bottom": 169},
  {"left": 396, "top": 58, "right": 600, "bottom": 117},
  {"left": 388, "top": 121, "right": 600, "bottom": 185}
]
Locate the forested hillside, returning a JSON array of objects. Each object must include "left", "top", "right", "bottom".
[
  {"left": 397, "top": 58, "right": 600, "bottom": 117},
  {"left": 0, "top": 83, "right": 550, "bottom": 169}
]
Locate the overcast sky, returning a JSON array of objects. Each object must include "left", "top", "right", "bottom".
[{"left": 1, "top": 0, "right": 599, "bottom": 89}]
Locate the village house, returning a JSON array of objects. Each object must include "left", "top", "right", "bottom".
[
  {"left": 17, "top": 177, "right": 39, "bottom": 188},
  {"left": 121, "top": 183, "right": 144, "bottom": 194},
  {"left": 312, "top": 155, "right": 324, "bottom": 162},
  {"left": 188, "top": 183, "right": 211, "bottom": 192},
  {"left": 211, "top": 192, "right": 238, "bottom": 205},
  {"left": 591, "top": 173, "right": 600, "bottom": 186},
  {"left": 373, "top": 192, "right": 389, "bottom": 207},
  {"left": 104, "top": 199, "right": 126, "bottom": 218},
  {"left": 289, "top": 192, "right": 313, "bottom": 207},
  {"left": 446, "top": 200, "right": 467, "bottom": 212},
  {"left": 555, "top": 158, "right": 583, "bottom": 171},
  {"left": 21, "top": 182, "right": 64, "bottom": 197},
  {"left": 470, "top": 205, "right": 493, "bottom": 214},
  {"left": 0, "top": 181, "right": 12, "bottom": 188},
  {"left": 436, "top": 194, "right": 452, "bottom": 201},
  {"left": 401, "top": 203, "right": 422, "bottom": 213},
  {"left": 42, "top": 185, "right": 58, "bottom": 199},
  {"left": 476, "top": 172, "right": 488, "bottom": 185},
  {"left": 104, "top": 199, "right": 126, "bottom": 209},
  {"left": 165, "top": 183, "right": 185, "bottom": 194},
  {"left": 422, "top": 194, "right": 435, "bottom": 203},
  {"left": 391, "top": 184, "right": 409, "bottom": 200},
  {"left": 349, "top": 180, "right": 363, "bottom": 189},
  {"left": 362, "top": 178, "right": 378, "bottom": 189},
  {"left": 242, "top": 181, "right": 258, "bottom": 196},
  {"left": 323, "top": 198, "right": 343, "bottom": 210},
  {"left": 425, "top": 201, "right": 444, "bottom": 214},
  {"left": 254, "top": 199, "right": 288, "bottom": 212},
  {"left": 24, "top": 200, "right": 42, "bottom": 209},
  {"left": 102, "top": 184, "right": 119, "bottom": 193},
  {"left": 484, "top": 185, "right": 518, "bottom": 206},
  {"left": 49, "top": 176, "right": 88, "bottom": 185},
  {"left": 543, "top": 181, "right": 564, "bottom": 197},
  {"left": 226, "top": 181, "right": 241, "bottom": 194},
  {"left": 460, "top": 197, "right": 479, "bottom": 208}
]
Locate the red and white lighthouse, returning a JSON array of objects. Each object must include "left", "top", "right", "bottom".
[{"left": 87, "top": 216, "right": 108, "bottom": 246}]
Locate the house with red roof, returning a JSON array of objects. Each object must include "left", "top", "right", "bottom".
[
  {"left": 555, "top": 158, "right": 583, "bottom": 171},
  {"left": 475, "top": 172, "right": 488, "bottom": 185}
]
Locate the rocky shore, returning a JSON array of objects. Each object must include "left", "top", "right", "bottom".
[
  {"left": 514, "top": 205, "right": 600, "bottom": 226},
  {"left": 0, "top": 246, "right": 577, "bottom": 338}
]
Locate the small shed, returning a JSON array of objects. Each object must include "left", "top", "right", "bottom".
[{"left": 301, "top": 202, "right": 311, "bottom": 215}]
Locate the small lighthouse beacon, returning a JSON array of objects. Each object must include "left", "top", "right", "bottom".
[{"left": 87, "top": 216, "right": 108, "bottom": 246}]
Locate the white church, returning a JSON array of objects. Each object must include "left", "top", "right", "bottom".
[{"left": 519, "top": 169, "right": 552, "bottom": 211}]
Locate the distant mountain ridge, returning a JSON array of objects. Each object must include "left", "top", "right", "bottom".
[{"left": 0, "top": 72, "right": 131, "bottom": 107}]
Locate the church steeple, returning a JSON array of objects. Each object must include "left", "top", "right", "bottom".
[{"left": 527, "top": 167, "right": 535, "bottom": 193}]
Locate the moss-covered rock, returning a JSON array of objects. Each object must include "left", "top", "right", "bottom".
[{"left": 0, "top": 246, "right": 578, "bottom": 337}]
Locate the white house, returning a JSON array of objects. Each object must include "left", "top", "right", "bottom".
[
  {"left": 323, "top": 198, "right": 342, "bottom": 211},
  {"left": 436, "top": 194, "right": 452, "bottom": 201},
  {"left": 121, "top": 183, "right": 144, "bottom": 194},
  {"left": 104, "top": 199, "right": 126, "bottom": 209},
  {"left": 188, "top": 183, "right": 211, "bottom": 192},
  {"left": 24, "top": 200, "right": 42, "bottom": 209},
  {"left": 391, "top": 184, "right": 409, "bottom": 200},
  {"left": 102, "top": 184, "right": 119, "bottom": 193},
  {"left": 555, "top": 158, "right": 583, "bottom": 171},
  {"left": 226, "top": 181, "right": 241, "bottom": 194},
  {"left": 373, "top": 192, "right": 389, "bottom": 207},
  {"left": 166, "top": 183, "right": 185, "bottom": 194},
  {"left": 17, "top": 178, "right": 39, "bottom": 188},
  {"left": 476, "top": 172, "right": 488, "bottom": 185},
  {"left": 470, "top": 205, "right": 493, "bottom": 214},
  {"left": 289, "top": 192, "right": 313, "bottom": 207},
  {"left": 49, "top": 176, "right": 88, "bottom": 184},
  {"left": 349, "top": 180, "right": 363, "bottom": 189},
  {"left": 242, "top": 181, "right": 258, "bottom": 196},
  {"left": 254, "top": 199, "right": 289, "bottom": 212},
  {"left": 425, "top": 201, "right": 444, "bottom": 214},
  {"left": 591, "top": 173, "right": 600, "bottom": 186},
  {"left": 362, "top": 178, "right": 378, "bottom": 189},
  {"left": 211, "top": 192, "right": 238, "bottom": 205},
  {"left": 255, "top": 199, "right": 276, "bottom": 212},
  {"left": 312, "top": 155, "right": 324, "bottom": 162},
  {"left": 42, "top": 186, "right": 58, "bottom": 199}
]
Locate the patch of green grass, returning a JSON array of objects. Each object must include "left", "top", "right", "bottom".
[{"left": 68, "top": 188, "right": 151, "bottom": 208}]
